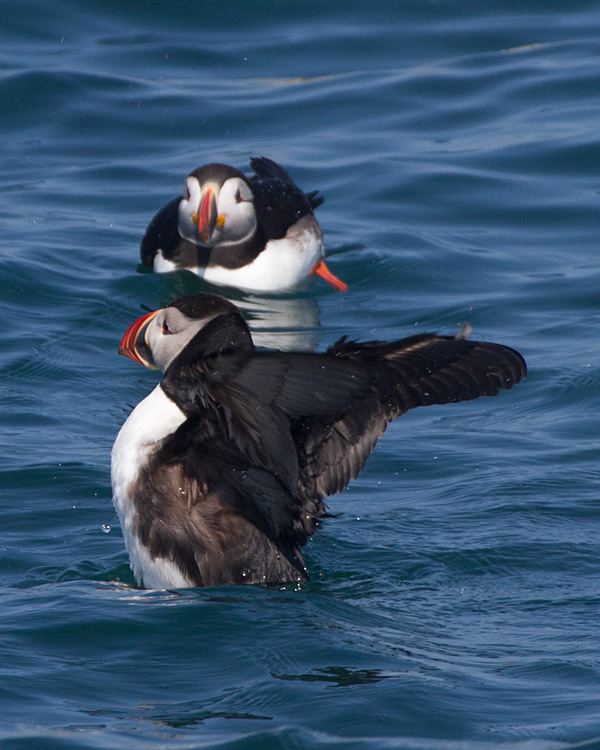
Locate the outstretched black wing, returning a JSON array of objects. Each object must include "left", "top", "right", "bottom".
[
  {"left": 291, "top": 334, "right": 526, "bottom": 503},
  {"left": 162, "top": 349, "right": 371, "bottom": 494},
  {"left": 163, "top": 333, "right": 525, "bottom": 506},
  {"left": 155, "top": 332, "right": 525, "bottom": 585}
]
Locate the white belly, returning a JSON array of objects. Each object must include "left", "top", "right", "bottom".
[
  {"left": 111, "top": 385, "right": 191, "bottom": 589},
  {"left": 203, "top": 223, "right": 323, "bottom": 292}
]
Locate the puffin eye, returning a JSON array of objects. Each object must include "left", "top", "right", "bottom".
[
  {"left": 183, "top": 183, "right": 190, "bottom": 201},
  {"left": 162, "top": 320, "right": 172, "bottom": 335},
  {"left": 235, "top": 189, "right": 242, "bottom": 204}
]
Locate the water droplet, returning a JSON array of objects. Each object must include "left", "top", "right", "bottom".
[{"left": 101, "top": 524, "right": 111, "bottom": 534}]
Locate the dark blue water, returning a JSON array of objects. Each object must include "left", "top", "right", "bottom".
[{"left": 2, "top": 1, "right": 600, "bottom": 748}]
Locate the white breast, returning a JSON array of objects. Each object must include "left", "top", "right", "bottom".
[
  {"left": 111, "top": 384, "right": 192, "bottom": 588},
  {"left": 203, "top": 214, "right": 324, "bottom": 293},
  {"left": 153, "top": 252, "right": 180, "bottom": 274}
]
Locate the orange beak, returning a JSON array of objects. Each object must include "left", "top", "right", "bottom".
[
  {"left": 118, "top": 309, "right": 161, "bottom": 370},
  {"left": 197, "top": 187, "right": 218, "bottom": 245},
  {"left": 311, "top": 260, "right": 348, "bottom": 291}
]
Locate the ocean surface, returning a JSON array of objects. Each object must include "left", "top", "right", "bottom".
[{"left": 1, "top": 1, "right": 600, "bottom": 748}]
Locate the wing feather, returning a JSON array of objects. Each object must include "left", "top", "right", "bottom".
[
  {"left": 293, "top": 335, "right": 527, "bottom": 504},
  {"left": 139, "top": 196, "right": 181, "bottom": 266},
  {"left": 160, "top": 332, "right": 526, "bottom": 557},
  {"left": 247, "top": 157, "right": 319, "bottom": 240}
]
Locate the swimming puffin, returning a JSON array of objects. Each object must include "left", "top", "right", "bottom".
[
  {"left": 112, "top": 294, "right": 526, "bottom": 589},
  {"left": 140, "top": 157, "right": 347, "bottom": 293}
]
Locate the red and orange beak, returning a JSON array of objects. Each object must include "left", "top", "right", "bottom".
[
  {"left": 118, "top": 309, "right": 161, "bottom": 370},
  {"left": 196, "top": 186, "right": 218, "bottom": 245},
  {"left": 311, "top": 260, "right": 348, "bottom": 292}
]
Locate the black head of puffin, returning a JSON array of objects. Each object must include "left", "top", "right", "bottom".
[
  {"left": 177, "top": 163, "right": 257, "bottom": 248},
  {"left": 118, "top": 294, "right": 254, "bottom": 373}
]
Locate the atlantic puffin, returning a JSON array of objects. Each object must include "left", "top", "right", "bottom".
[
  {"left": 112, "top": 294, "right": 526, "bottom": 589},
  {"left": 139, "top": 157, "right": 347, "bottom": 293}
]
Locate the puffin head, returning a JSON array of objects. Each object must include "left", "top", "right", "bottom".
[
  {"left": 118, "top": 294, "right": 254, "bottom": 373},
  {"left": 177, "top": 164, "right": 257, "bottom": 248}
]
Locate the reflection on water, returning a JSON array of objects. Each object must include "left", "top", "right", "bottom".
[
  {"left": 237, "top": 294, "right": 321, "bottom": 351},
  {"left": 148, "top": 270, "right": 322, "bottom": 351}
]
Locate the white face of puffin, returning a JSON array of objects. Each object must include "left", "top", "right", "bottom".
[
  {"left": 118, "top": 306, "right": 206, "bottom": 373},
  {"left": 177, "top": 175, "right": 256, "bottom": 247}
]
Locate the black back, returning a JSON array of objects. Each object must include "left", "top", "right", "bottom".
[{"left": 249, "top": 156, "right": 321, "bottom": 240}]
